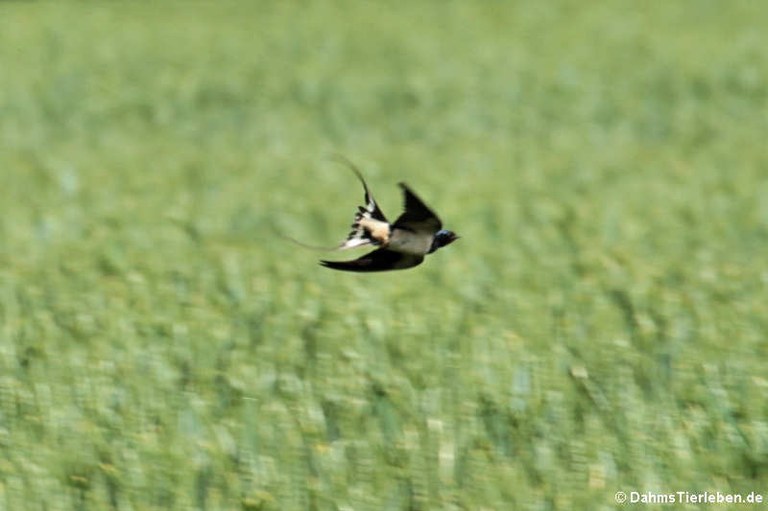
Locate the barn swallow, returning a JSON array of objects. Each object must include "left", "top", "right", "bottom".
[{"left": 320, "top": 159, "right": 459, "bottom": 272}]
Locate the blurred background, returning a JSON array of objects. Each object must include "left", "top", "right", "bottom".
[{"left": 0, "top": 1, "right": 766, "bottom": 509}]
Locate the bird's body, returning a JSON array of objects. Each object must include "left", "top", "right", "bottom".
[
  {"left": 319, "top": 159, "right": 458, "bottom": 272},
  {"left": 387, "top": 228, "right": 433, "bottom": 256},
  {"left": 354, "top": 217, "right": 392, "bottom": 247}
]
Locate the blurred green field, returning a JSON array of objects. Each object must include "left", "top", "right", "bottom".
[{"left": 1, "top": 1, "right": 767, "bottom": 510}]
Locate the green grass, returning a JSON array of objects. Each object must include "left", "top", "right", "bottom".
[{"left": 1, "top": 1, "right": 767, "bottom": 509}]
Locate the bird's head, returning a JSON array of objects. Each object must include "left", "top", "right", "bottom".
[{"left": 429, "top": 229, "right": 459, "bottom": 253}]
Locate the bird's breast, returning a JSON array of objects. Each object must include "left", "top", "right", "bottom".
[{"left": 387, "top": 229, "right": 432, "bottom": 255}]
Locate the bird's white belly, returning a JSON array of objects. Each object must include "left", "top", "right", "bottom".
[{"left": 388, "top": 230, "right": 431, "bottom": 255}]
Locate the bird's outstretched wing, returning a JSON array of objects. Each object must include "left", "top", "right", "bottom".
[
  {"left": 392, "top": 183, "right": 442, "bottom": 234},
  {"left": 320, "top": 248, "right": 424, "bottom": 272}
]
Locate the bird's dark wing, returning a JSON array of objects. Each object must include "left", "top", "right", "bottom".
[
  {"left": 392, "top": 183, "right": 442, "bottom": 234},
  {"left": 320, "top": 248, "right": 424, "bottom": 272}
]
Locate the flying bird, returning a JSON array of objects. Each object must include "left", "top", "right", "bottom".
[{"left": 319, "top": 159, "right": 459, "bottom": 272}]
